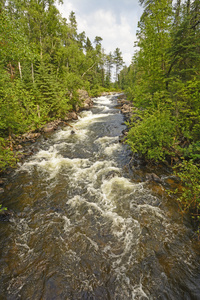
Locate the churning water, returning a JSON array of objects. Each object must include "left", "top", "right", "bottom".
[{"left": 0, "top": 94, "right": 200, "bottom": 299}]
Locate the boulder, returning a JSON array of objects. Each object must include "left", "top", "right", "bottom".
[
  {"left": 22, "top": 132, "right": 41, "bottom": 139},
  {"left": 121, "top": 104, "right": 133, "bottom": 114},
  {"left": 78, "top": 89, "right": 93, "bottom": 110},
  {"left": 64, "top": 111, "right": 78, "bottom": 121},
  {"left": 16, "top": 144, "right": 23, "bottom": 150},
  {"left": 145, "top": 173, "right": 162, "bottom": 183},
  {"left": 43, "top": 125, "right": 55, "bottom": 133}
]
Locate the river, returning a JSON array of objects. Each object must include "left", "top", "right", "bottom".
[{"left": 0, "top": 94, "right": 200, "bottom": 299}]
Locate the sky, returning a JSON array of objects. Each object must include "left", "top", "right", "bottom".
[{"left": 57, "top": 0, "right": 143, "bottom": 67}]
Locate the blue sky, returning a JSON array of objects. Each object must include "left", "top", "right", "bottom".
[{"left": 57, "top": 0, "right": 143, "bottom": 66}]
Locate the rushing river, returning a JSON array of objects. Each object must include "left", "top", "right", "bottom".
[{"left": 0, "top": 94, "right": 200, "bottom": 300}]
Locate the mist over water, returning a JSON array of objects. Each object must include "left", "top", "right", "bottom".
[{"left": 0, "top": 94, "right": 200, "bottom": 299}]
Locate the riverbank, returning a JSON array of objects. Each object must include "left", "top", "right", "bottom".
[
  {"left": 117, "top": 95, "right": 200, "bottom": 237},
  {"left": 0, "top": 91, "right": 119, "bottom": 190}
]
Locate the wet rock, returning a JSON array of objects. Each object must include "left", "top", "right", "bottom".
[
  {"left": 145, "top": 173, "right": 162, "bottom": 183},
  {"left": 24, "top": 151, "right": 34, "bottom": 156},
  {"left": 42, "top": 121, "right": 64, "bottom": 133},
  {"left": 101, "top": 92, "right": 112, "bottom": 96},
  {"left": 28, "top": 133, "right": 40, "bottom": 139},
  {"left": 64, "top": 111, "right": 78, "bottom": 121},
  {"left": 71, "top": 130, "right": 76, "bottom": 135},
  {"left": 16, "top": 144, "right": 23, "bottom": 150},
  {"left": 119, "top": 135, "right": 125, "bottom": 143},
  {"left": 117, "top": 97, "right": 134, "bottom": 123},
  {"left": 119, "top": 128, "right": 129, "bottom": 143},
  {"left": 17, "top": 153, "right": 25, "bottom": 159},
  {"left": 121, "top": 104, "right": 132, "bottom": 114},
  {"left": 122, "top": 129, "right": 128, "bottom": 136},
  {"left": 43, "top": 125, "right": 55, "bottom": 133},
  {"left": 22, "top": 132, "right": 41, "bottom": 140},
  {"left": 150, "top": 184, "right": 165, "bottom": 197},
  {"left": 0, "top": 210, "right": 13, "bottom": 222},
  {"left": 104, "top": 170, "right": 121, "bottom": 180}
]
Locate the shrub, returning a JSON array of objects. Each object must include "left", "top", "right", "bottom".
[
  {"left": 126, "top": 109, "right": 175, "bottom": 161},
  {"left": 174, "top": 160, "right": 200, "bottom": 215}
]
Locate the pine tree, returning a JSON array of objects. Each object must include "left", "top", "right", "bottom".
[{"left": 113, "top": 48, "right": 124, "bottom": 86}]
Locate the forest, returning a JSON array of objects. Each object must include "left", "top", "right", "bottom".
[
  {"left": 0, "top": 0, "right": 124, "bottom": 170},
  {"left": 118, "top": 0, "right": 200, "bottom": 229}
]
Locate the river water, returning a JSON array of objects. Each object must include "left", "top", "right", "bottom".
[{"left": 0, "top": 94, "right": 200, "bottom": 300}]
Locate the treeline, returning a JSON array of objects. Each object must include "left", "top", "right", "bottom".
[
  {"left": 119, "top": 0, "right": 200, "bottom": 228},
  {"left": 0, "top": 0, "right": 124, "bottom": 170}
]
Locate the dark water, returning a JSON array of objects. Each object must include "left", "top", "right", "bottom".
[{"left": 0, "top": 94, "right": 200, "bottom": 300}]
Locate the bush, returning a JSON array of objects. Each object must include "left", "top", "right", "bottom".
[
  {"left": 174, "top": 160, "right": 200, "bottom": 213},
  {"left": 0, "top": 138, "right": 17, "bottom": 171},
  {"left": 126, "top": 109, "right": 175, "bottom": 161},
  {"left": 172, "top": 160, "right": 200, "bottom": 234}
]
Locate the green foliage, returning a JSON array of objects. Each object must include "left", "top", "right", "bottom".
[
  {"left": 0, "top": 79, "right": 30, "bottom": 135},
  {"left": 0, "top": 205, "right": 7, "bottom": 213},
  {"left": 120, "top": 0, "right": 200, "bottom": 231},
  {"left": 121, "top": 0, "right": 200, "bottom": 164},
  {"left": 0, "top": 138, "right": 17, "bottom": 170},
  {"left": 126, "top": 109, "right": 175, "bottom": 161},
  {"left": 89, "top": 86, "right": 107, "bottom": 98},
  {"left": 0, "top": 0, "right": 122, "bottom": 170},
  {"left": 169, "top": 77, "right": 200, "bottom": 141},
  {"left": 183, "top": 142, "right": 200, "bottom": 162},
  {"left": 173, "top": 160, "right": 200, "bottom": 226}
]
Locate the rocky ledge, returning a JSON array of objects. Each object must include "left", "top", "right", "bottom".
[
  {"left": 77, "top": 89, "right": 93, "bottom": 111},
  {"left": 117, "top": 94, "right": 134, "bottom": 143},
  {"left": 117, "top": 94, "right": 134, "bottom": 123}
]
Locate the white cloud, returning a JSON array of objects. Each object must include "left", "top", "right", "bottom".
[{"left": 57, "top": 0, "right": 143, "bottom": 66}]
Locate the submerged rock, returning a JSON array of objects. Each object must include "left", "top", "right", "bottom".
[{"left": 0, "top": 209, "right": 13, "bottom": 222}]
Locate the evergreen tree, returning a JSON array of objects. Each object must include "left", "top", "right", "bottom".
[
  {"left": 113, "top": 47, "right": 124, "bottom": 86},
  {"left": 105, "top": 52, "right": 114, "bottom": 88},
  {"left": 0, "top": 0, "right": 122, "bottom": 169}
]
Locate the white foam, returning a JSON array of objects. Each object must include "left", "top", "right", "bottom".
[
  {"left": 74, "top": 160, "right": 119, "bottom": 184},
  {"left": 54, "top": 128, "right": 88, "bottom": 141},
  {"left": 63, "top": 216, "right": 71, "bottom": 232},
  {"left": 104, "top": 143, "right": 122, "bottom": 156},
  {"left": 76, "top": 111, "right": 114, "bottom": 129},
  {"left": 95, "top": 136, "right": 118, "bottom": 145},
  {"left": 67, "top": 195, "right": 103, "bottom": 214},
  {"left": 94, "top": 96, "right": 112, "bottom": 106},
  {"left": 101, "top": 176, "right": 141, "bottom": 202},
  {"left": 20, "top": 148, "right": 90, "bottom": 179}
]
